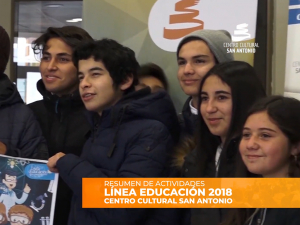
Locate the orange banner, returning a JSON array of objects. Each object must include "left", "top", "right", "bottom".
[{"left": 82, "top": 178, "right": 300, "bottom": 208}]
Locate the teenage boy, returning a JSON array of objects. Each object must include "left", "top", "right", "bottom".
[
  {"left": 176, "top": 30, "right": 234, "bottom": 138},
  {"left": 48, "top": 39, "right": 181, "bottom": 225},
  {"left": 137, "top": 63, "right": 169, "bottom": 91},
  {"left": 29, "top": 26, "right": 93, "bottom": 225}
]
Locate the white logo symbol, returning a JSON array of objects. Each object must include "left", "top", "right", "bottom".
[{"left": 232, "top": 23, "right": 251, "bottom": 42}]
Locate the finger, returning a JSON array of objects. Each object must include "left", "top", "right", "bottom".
[{"left": 48, "top": 167, "right": 59, "bottom": 173}]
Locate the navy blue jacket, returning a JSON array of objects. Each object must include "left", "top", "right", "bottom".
[
  {"left": 0, "top": 74, "right": 48, "bottom": 159},
  {"left": 57, "top": 88, "right": 181, "bottom": 225}
]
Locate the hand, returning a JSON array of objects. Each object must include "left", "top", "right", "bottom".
[
  {"left": 47, "top": 152, "right": 65, "bottom": 173},
  {"left": 23, "top": 183, "right": 31, "bottom": 193},
  {"left": 0, "top": 142, "right": 7, "bottom": 155}
]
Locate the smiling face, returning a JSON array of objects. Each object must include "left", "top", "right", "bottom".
[
  {"left": 78, "top": 57, "right": 132, "bottom": 115},
  {"left": 39, "top": 38, "right": 78, "bottom": 96},
  {"left": 200, "top": 75, "right": 232, "bottom": 143},
  {"left": 239, "top": 111, "right": 299, "bottom": 178},
  {"left": 177, "top": 40, "right": 216, "bottom": 103},
  {"left": 3, "top": 174, "right": 17, "bottom": 190}
]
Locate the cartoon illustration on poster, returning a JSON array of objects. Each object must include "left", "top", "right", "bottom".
[{"left": 0, "top": 155, "right": 58, "bottom": 225}]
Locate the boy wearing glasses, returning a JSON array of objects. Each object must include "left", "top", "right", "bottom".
[
  {"left": 8, "top": 205, "right": 33, "bottom": 225},
  {"left": 0, "top": 170, "right": 31, "bottom": 214}
]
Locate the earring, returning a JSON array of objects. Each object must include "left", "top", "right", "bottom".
[{"left": 294, "top": 155, "right": 298, "bottom": 162}]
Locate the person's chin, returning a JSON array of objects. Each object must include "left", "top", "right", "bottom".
[{"left": 182, "top": 89, "right": 198, "bottom": 97}]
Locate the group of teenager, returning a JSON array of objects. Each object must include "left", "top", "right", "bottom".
[{"left": 0, "top": 23, "right": 300, "bottom": 225}]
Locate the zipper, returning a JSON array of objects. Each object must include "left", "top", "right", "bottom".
[{"left": 92, "top": 122, "right": 99, "bottom": 143}]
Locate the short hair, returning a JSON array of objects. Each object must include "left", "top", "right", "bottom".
[
  {"left": 0, "top": 203, "right": 7, "bottom": 224},
  {"left": 137, "top": 63, "right": 169, "bottom": 91},
  {"left": 8, "top": 205, "right": 34, "bottom": 222},
  {"left": 2, "top": 168, "right": 18, "bottom": 180},
  {"left": 32, "top": 26, "right": 93, "bottom": 58},
  {"left": 73, "top": 39, "right": 139, "bottom": 93}
]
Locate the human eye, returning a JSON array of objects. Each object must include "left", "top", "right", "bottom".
[
  {"left": 177, "top": 59, "right": 186, "bottom": 66},
  {"left": 200, "top": 95, "right": 208, "bottom": 102},
  {"left": 260, "top": 133, "right": 272, "bottom": 139},
  {"left": 242, "top": 132, "right": 251, "bottom": 139},
  {"left": 92, "top": 73, "right": 101, "bottom": 77},
  {"left": 78, "top": 75, "right": 84, "bottom": 81},
  {"left": 217, "top": 95, "right": 228, "bottom": 101},
  {"left": 195, "top": 59, "right": 205, "bottom": 64},
  {"left": 58, "top": 57, "right": 70, "bottom": 63},
  {"left": 41, "top": 55, "right": 50, "bottom": 61}
]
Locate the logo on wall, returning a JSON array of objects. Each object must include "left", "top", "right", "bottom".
[
  {"left": 149, "top": 0, "right": 203, "bottom": 52},
  {"left": 148, "top": 0, "right": 258, "bottom": 52}
]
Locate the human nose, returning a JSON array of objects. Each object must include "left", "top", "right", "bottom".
[
  {"left": 47, "top": 58, "right": 57, "bottom": 71},
  {"left": 79, "top": 76, "right": 91, "bottom": 89},
  {"left": 206, "top": 99, "right": 217, "bottom": 113},
  {"left": 246, "top": 135, "right": 259, "bottom": 150},
  {"left": 183, "top": 62, "right": 195, "bottom": 75}
]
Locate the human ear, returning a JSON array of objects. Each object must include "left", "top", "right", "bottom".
[
  {"left": 120, "top": 74, "right": 133, "bottom": 91},
  {"left": 291, "top": 142, "right": 300, "bottom": 157}
]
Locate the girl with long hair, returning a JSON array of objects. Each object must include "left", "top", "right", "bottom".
[
  {"left": 223, "top": 95, "right": 300, "bottom": 225},
  {"left": 181, "top": 61, "right": 266, "bottom": 225}
]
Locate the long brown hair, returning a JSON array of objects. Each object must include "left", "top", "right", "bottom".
[{"left": 222, "top": 96, "right": 300, "bottom": 225}]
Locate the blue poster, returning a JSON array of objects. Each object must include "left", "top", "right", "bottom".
[{"left": 0, "top": 155, "right": 58, "bottom": 225}]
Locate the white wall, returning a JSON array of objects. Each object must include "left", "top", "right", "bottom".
[{"left": 0, "top": 0, "right": 12, "bottom": 78}]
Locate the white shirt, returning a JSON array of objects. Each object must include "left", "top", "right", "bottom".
[
  {"left": 189, "top": 99, "right": 198, "bottom": 115},
  {"left": 0, "top": 191, "right": 28, "bottom": 213},
  {"left": 215, "top": 145, "right": 222, "bottom": 173}
]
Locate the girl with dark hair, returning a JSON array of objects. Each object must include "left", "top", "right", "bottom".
[
  {"left": 180, "top": 61, "right": 266, "bottom": 225},
  {"left": 223, "top": 95, "right": 300, "bottom": 225}
]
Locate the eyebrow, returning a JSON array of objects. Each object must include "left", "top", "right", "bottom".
[
  {"left": 43, "top": 51, "right": 72, "bottom": 57},
  {"left": 88, "top": 67, "right": 104, "bottom": 72},
  {"left": 243, "top": 127, "right": 277, "bottom": 133},
  {"left": 201, "top": 91, "right": 231, "bottom": 95},
  {"left": 78, "top": 67, "right": 104, "bottom": 76},
  {"left": 177, "top": 55, "right": 209, "bottom": 61}
]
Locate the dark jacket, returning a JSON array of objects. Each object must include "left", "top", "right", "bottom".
[
  {"left": 180, "top": 139, "right": 239, "bottom": 225},
  {"left": 0, "top": 74, "right": 47, "bottom": 159},
  {"left": 56, "top": 88, "right": 182, "bottom": 225},
  {"left": 249, "top": 208, "right": 300, "bottom": 225},
  {"left": 28, "top": 79, "right": 90, "bottom": 225},
  {"left": 178, "top": 97, "right": 198, "bottom": 138}
]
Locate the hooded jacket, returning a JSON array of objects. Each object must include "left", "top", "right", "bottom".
[
  {"left": 0, "top": 74, "right": 47, "bottom": 159},
  {"left": 56, "top": 87, "right": 182, "bottom": 225},
  {"left": 28, "top": 79, "right": 90, "bottom": 225},
  {"left": 178, "top": 97, "right": 198, "bottom": 139}
]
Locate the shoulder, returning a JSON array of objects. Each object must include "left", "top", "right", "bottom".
[
  {"left": 27, "top": 100, "right": 44, "bottom": 111},
  {"left": 128, "top": 119, "right": 170, "bottom": 140}
]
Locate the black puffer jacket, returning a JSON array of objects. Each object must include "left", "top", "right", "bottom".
[
  {"left": 28, "top": 79, "right": 91, "bottom": 225},
  {"left": 181, "top": 139, "right": 240, "bottom": 225},
  {"left": 57, "top": 88, "right": 182, "bottom": 225},
  {"left": 0, "top": 74, "right": 47, "bottom": 159}
]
